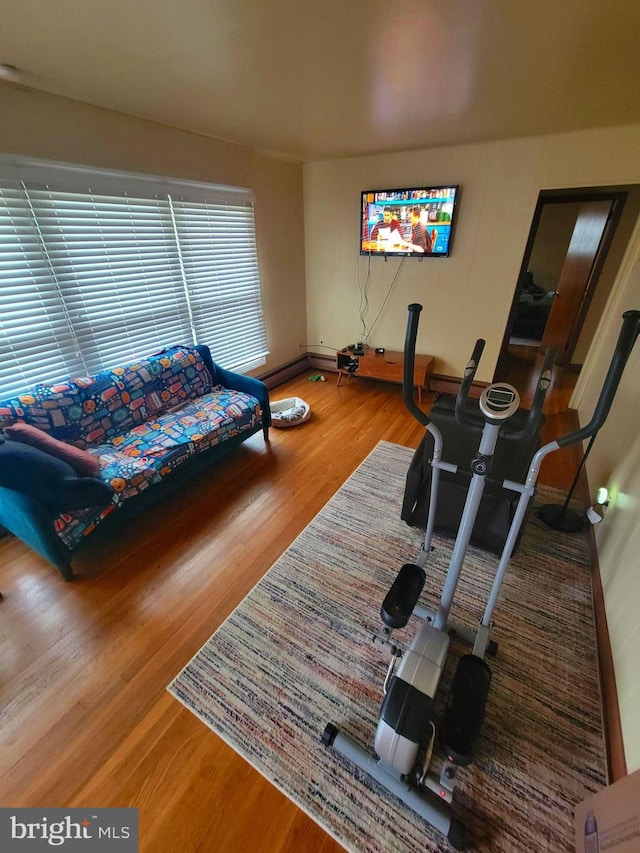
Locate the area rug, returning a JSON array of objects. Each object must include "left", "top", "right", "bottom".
[{"left": 168, "top": 440, "right": 607, "bottom": 852}]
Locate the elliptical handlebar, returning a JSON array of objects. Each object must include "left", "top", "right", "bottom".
[
  {"left": 454, "top": 339, "right": 485, "bottom": 432},
  {"left": 402, "top": 305, "right": 640, "bottom": 447},
  {"left": 403, "top": 304, "right": 430, "bottom": 427},
  {"left": 503, "top": 345, "right": 556, "bottom": 441},
  {"left": 556, "top": 309, "right": 640, "bottom": 449},
  {"left": 453, "top": 336, "right": 556, "bottom": 441}
]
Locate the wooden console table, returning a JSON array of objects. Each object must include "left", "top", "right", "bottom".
[{"left": 336, "top": 348, "right": 434, "bottom": 403}]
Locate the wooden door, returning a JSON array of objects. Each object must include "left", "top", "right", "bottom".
[{"left": 540, "top": 200, "right": 613, "bottom": 364}]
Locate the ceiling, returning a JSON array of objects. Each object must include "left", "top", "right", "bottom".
[{"left": 1, "top": 0, "right": 640, "bottom": 162}]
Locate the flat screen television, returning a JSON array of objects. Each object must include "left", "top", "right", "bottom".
[{"left": 360, "top": 185, "right": 459, "bottom": 257}]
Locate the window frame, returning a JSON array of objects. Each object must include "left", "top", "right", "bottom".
[{"left": 0, "top": 157, "right": 268, "bottom": 399}]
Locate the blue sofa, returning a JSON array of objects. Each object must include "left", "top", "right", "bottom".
[{"left": 0, "top": 344, "right": 270, "bottom": 580}]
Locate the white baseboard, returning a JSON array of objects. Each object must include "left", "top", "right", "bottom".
[
  {"left": 307, "top": 352, "right": 338, "bottom": 372},
  {"left": 258, "top": 355, "right": 311, "bottom": 389}
]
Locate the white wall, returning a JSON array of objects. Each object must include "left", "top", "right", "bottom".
[
  {"left": 304, "top": 124, "right": 640, "bottom": 381},
  {"left": 574, "top": 223, "right": 640, "bottom": 772},
  {"left": 304, "top": 123, "right": 640, "bottom": 771},
  {"left": 0, "top": 81, "right": 307, "bottom": 375}
]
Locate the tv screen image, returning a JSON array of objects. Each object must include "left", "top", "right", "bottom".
[{"left": 360, "top": 185, "right": 459, "bottom": 257}]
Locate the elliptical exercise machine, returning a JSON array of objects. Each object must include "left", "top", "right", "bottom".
[{"left": 322, "top": 304, "right": 640, "bottom": 849}]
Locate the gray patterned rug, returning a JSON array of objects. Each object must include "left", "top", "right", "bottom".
[{"left": 168, "top": 441, "right": 606, "bottom": 852}]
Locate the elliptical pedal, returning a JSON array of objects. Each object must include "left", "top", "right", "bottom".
[
  {"left": 439, "top": 654, "right": 491, "bottom": 767},
  {"left": 380, "top": 563, "right": 426, "bottom": 629}
]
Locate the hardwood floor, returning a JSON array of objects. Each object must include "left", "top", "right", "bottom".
[{"left": 0, "top": 365, "right": 584, "bottom": 852}]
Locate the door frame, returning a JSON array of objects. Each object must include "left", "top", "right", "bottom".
[{"left": 499, "top": 189, "right": 627, "bottom": 365}]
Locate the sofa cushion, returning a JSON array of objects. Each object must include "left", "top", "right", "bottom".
[
  {"left": 0, "top": 381, "right": 86, "bottom": 443},
  {"left": 110, "top": 346, "right": 214, "bottom": 422},
  {"left": 77, "top": 346, "right": 216, "bottom": 444},
  {"left": 97, "top": 385, "right": 262, "bottom": 491},
  {"left": 0, "top": 438, "right": 113, "bottom": 512},
  {"left": 54, "top": 385, "right": 262, "bottom": 549},
  {"left": 3, "top": 422, "right": 101, "bottom": 476},
  {"left": 0, "top": 345, "right": 214, "bottom": 448}
]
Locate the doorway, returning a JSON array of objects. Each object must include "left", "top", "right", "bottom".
[{"left": 496, "top": 189, "right": 628, "bottom": 409}]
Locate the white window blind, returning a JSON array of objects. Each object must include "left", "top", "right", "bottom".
[
  {"left": 172, "top": 197, "right": 268, "bottom": 371},
  {"left": 0, "top": 182, "right": 85, "bottom": 394},
  {"left": 0, "top": 159, "right": 268, "bottom": 398}
]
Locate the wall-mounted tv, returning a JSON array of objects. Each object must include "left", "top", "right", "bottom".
[{"left": 360, "top": 185, "right": 459, "bottom": 257}]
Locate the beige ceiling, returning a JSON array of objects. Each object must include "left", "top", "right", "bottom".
[{"left": 1, "top": 0, "right": 639, "bottom": 162}]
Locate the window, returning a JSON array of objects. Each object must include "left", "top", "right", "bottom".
[{"left": 0, "top": 158, "right": 268, "bottom": 398}]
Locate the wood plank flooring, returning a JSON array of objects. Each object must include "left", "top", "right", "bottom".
[{"left": 0, "top": 364, "right": 583, "bottom": 852}]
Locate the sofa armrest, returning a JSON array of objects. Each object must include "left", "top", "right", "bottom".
[
  {"left": 0, "top": 487, "right": 75, "bottom": 580},
  {"left": 0, "top": 439, "right": 114, "bottom": 512},
  {"left": 195, "top": 345, "right": 271, "bottom": 431}
]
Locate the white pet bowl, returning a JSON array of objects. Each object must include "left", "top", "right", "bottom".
[{"left": 270, "top": 397, "right": 311, "bottom": 428}]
